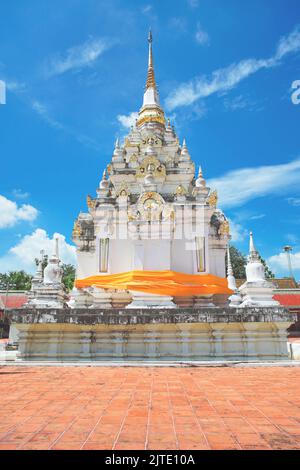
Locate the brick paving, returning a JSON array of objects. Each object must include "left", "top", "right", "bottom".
[{"left": 0, "top": 366, "right": 300, "bottom": 450}]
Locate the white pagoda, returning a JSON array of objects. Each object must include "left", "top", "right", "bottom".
[{"left": 71, "top": 32, "right": 231, "bottom": 309}]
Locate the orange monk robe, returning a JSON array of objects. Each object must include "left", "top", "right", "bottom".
[{"left": 75, "top": 270, "right": 233, "bottom": 297}]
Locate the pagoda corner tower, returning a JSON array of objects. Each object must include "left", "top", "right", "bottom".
[{"left": 71, "top": 32, "right": 232, "bottom": 309}]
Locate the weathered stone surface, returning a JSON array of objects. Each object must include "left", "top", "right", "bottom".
[{"left": 7, "top": 306, "right": 294, "bottom": 325}]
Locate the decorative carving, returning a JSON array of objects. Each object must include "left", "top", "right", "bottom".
[
  {"left": 137, "top": 114, "right": 165, "bottom": 127},
  {"left": 116, "top": 182, "right": 131, "bottom": 197},
  {"left": 220, "top": 219, "right": 230, "bottom": 236},
  {"left": 208, "top": 190, "right": 218, "bottom": 208},
  {"left": 141, "top": 135, "right": 162, "bottom": 147},
  {"left": 137, "top": 192, "right": 164, "bottom": 221},
  {"left": 106, "top": 164, "right": 113, "bottom": 175},
  {"left": 72, "top": 220, "right": 81, "bottom": 238},
  {"left": 127, "top": 206, "right": 138, "bottom": 221},
  {"left": 129, "top": 154, "right": 138, "bottom": 163},
  {"left": 87, "top": 195, "right": 96, "bottom": 210},
  {"left": 162, "top": 204, "right": 175, "bottom": 221},
  {"left": 175, "top": 185, "right": 187, "bottom": 196},
  {"left": 136, "top": 156, "right": 166, "bottom": 179}
]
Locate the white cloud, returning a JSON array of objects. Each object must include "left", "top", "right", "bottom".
[
  {"left": 268, "top": 251, "right": 300, "bottom": 277},
  {"left": 0, "top": 195, "right": 38, "bottom": 229},
  {"left": 32, "top": 100, "right": 100, "bottom": 151},
  {"left": 166, "top": 58, "right": 273, "bottom": 110},
  {"left": 228, "top": 218, "right": 247, "bottom": 242},
  {"left": 207, "top": 157, "right": 300, "bottom": 208},
  {"left": 45, "top": 37, "right": 111, "bottom": 77},
  {"left": 224, "top": 94, "right": 250, "bottom": 111},
  {"left": 286, "top": 233, "right": 299, "bottom": 244},
  {"left": 6, "top": 81, "right": 27, "bottom": 93},
  {"left": 249, "top": 214, "right": 266, "bottom": 220},
  {"left": 117, "top": 111, "right": 138, "bottom": 129},
  {"left": 187, "top": 0, "right": 199, "bottom": 7},
  {"left": 195, "top": 23, "right": 209, "bottom": 45},
  {"left": 12, "top": 189, "right": 30, "bottom": 199},
  {"left": 169, "top": 17, "right": 187, "bottom": 33},
  {"left": 0, "top": 229, "right": 76, "bottom": 273},
  {"left": 165, "top": 25, "right": 300, "bottom": 110},
  {"left": 287, "top": 197, "right": 300, "bottom": 207},
  {"left": 142, "top": 5, "right": 152, "bottom": 14},
  {"left": 275, "top": 26, "right": 300, "bottom": 60},
  {"left": 32, "top": 100, "right": 64, "bottom": 130}
]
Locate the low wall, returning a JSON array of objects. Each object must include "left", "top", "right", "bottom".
[{"left": 8, "top": 307, "right": 296, "bottom": 362}]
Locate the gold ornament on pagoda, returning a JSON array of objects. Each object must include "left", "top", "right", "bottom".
[
  {"left": 116, "top": 182, "right": 131, "bottom": 197},
  {"left": 129, "top": 154, "right": 138, "bottom": 163},
  {"left": 87, "top": 195, "right": 96, "bottom": 210},
  {"left": 208, "top": 190, "right": 218, "bottom": 208},
  {"left": 175, "top": 185, "right": 187, "bottom": 196},
  {"left": 136, "top": 156, "right": 166, "bottom": 179},
  {"left": 137, "top": 191, "right": 164, "bottom": 221},
  {"left": 219, "top": 219, "right": 230, "bottom": 236},
  {"left": 72, "top": 220, "right": 82, "bottom": 238}
]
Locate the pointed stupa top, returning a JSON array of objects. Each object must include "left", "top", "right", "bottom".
[
  {"left": 195, "top": 165, "right": 206, "bottom": 187},
  {"left": 137, "top": 31, "right": 165, "bottom": 128},
  {"left": 100, "top": 169, "right": 109, "bottom": 189},
  {"left": 180, "top": 138, "right": 190, "bottom": 161},
  {"left": 146, "top": 30, "right": 156, "bottom": 90},
  {"left": 113, "top": 137, "right": 123, "bottom": 160},
  {"left": 249, "top": 231, "right": 260, "bottom": 261},
  {"left": 245, "top": 231, "right": 266, "bottom": 282}
]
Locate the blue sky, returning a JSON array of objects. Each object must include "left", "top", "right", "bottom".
[{"left": 0, "top": 0, "right": 300, "bottom": 279}]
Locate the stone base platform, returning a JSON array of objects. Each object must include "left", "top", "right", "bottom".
[{"left": 8, "top": 307, "right": 296, "bottom": 362}]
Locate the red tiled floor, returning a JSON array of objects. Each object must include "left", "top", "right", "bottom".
[{"left": 0, "top": 366, "right": 300, "bottom": 450}]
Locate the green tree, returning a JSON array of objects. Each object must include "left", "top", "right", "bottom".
[
  {"left": 62, "top": 264, "right": 76, "bottom": 292},
  {"left": 0, "top": 271, "right": 33, "bottom": 290},
  {"left": 226, "top": 245, "right": 275, "bottom": 279},
  {"left": 226, "top": 246, "right": 247, "bottom": 279},
  {"left": 259, "top": 256, "right": 275, "bottom": 279}
]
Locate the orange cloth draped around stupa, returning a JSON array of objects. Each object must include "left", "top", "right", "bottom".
[{"left": 75, "top": 270, "right": 233, "bottom": 297}]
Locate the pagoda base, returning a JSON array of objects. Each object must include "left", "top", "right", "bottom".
[
  {"left": 126, "top": 291, "right": 177, "bottom": 309},
  {"left": 239, "top": 281, "right": 280, "bottom": 308},
  {"left": 7, "top": 307, "right": 296, "bottom": 362}
]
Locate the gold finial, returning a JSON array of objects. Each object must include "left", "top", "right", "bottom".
[{"left": 146, "top": 29, "right": 156, "bottom": 90}]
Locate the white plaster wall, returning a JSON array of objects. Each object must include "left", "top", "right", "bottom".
[
  {"left": 171, "top": 239, "right": 195, "bottom": 274},
  {"left": 109, "top": 239, "right": 133, "bottom": 274},
  {"left": 144, "top": 240, "right": 171, "bottom": 270},
  {"left": 76, "top": 251, "right": 98, "bottom": 278}
]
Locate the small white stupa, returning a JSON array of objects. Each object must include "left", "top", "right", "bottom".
[
  {"left": 26, "top": 238, "right": 68, "bottom": 308},
  {"left": 239, "top": 232, "right": 279, "bottom": 307}
]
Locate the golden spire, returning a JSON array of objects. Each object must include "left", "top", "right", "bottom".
[{"left": 146, "top": 29, "right": 156, "bottom": 90}]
